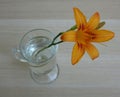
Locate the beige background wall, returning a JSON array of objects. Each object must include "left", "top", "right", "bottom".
[{"left": 0, "top": 0, "right": 119, "bottom": 19}]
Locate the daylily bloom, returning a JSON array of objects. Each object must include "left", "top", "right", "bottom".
[{"left": 61, "top": 7, "right": 114, "bottom": 65}]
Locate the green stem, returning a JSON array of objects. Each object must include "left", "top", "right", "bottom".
[
  {"left": 34, "top": 25, "right": 77, "bottom": 56},
  {"left": 34, "top": 44, "right": 52, "bottom": 56},
  {"left": 34, "top": 40, "right": 63, "bottom": 57},
  {"left": 52, "top": 32, "right": 63, "bottom": 44},
  {"left": 53, "top": 41, "right": 63, "bottom": 45}
]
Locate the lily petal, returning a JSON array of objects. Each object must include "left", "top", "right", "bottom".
[
  {"left": 73, "top": 7, "right": 87, "bottom": 30},
  {"left": 87, "top": 12, "right": 100, "bottom": 30},
  {"left": 91, "top": 30, "right": 114, "bottom": 42},
  {"left": 61, "top": 31, "right": 76, "bottom": 42},
  {"left": 85, "top": 43, "right": 99, "bottom": 60},
  {"left": 72, "top": 43, "right": 85, "bottom": 65}
]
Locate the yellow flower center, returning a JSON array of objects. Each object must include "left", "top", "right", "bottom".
[{"left": 76, "top": 30, "right": 90, "bottom": 45}]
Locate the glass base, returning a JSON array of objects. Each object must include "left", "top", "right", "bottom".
[{"left": 29, "top": 64, "right": 59, "bottom": 84}]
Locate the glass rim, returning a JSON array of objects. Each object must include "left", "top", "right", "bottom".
[{"left": 18, "top": 28, "right": 58, "bottom": 65}]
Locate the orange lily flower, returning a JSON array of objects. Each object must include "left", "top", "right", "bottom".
[{"left": 61, "top": 7, "right": 114, "bottom": 65}]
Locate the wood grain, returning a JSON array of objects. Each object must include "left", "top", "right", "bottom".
[
  {"left": 0, "top": 19, "right": 120, "bottom": 97},
  {"left": 0, "top": 0, "right": 120, "bottom": 97},
  {"left": 0, "top": 0, "right": 119, "bottom": 19}
]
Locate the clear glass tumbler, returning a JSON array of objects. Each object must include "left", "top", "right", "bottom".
[{"left": 13, "top": 29, "right": 59, "bottom": 84}]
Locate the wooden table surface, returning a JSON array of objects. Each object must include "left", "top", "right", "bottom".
[{"left": 0, "top": 0, "right": 120, "bottom": 97}]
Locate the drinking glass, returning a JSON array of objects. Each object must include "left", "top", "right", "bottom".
[{"left": 13, "top": 29, "right": 59, "bottom": 84}]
